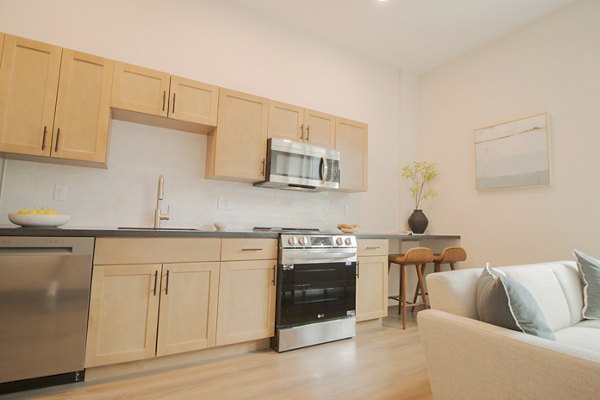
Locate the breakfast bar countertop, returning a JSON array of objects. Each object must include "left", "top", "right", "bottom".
[{"left": 0, "top": 226, "right": 459, "bottom": 240}]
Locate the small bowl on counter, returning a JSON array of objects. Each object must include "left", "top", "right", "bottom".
[
  {"left": 337, "top": 224, "right": 360, "bottom": 233},
  {"left": 8, "top": 213, "right": 70, "bottom": 228}
]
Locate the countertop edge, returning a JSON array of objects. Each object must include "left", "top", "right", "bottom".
[{"left": 0, "top": 227, "right": 459, "bottom": 240}]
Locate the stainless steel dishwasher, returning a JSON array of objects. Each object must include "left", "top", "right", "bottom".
[{"left": 0, "top": 236, "right": 94, "bottom": 394}]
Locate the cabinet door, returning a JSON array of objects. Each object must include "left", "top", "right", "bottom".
[
  {"left": 268, "top": 100, "right": 303, "bottom": 142},
  {"left": 111, "top": 62, "right": 170, "bottom": 116},
  {"left": 52, "top": 50, "right": 113, "bottom": 163},
  {"left": 0, "top": 35, "right": 61, "bottom": 156},
  {"left": 156, "top": 262, "right": 219, "bottom": 356},
  {"left": 168, "top": 76, "right": 218, "bottom": 126},
  {"left": 356, "top": 255, "right": 389, "bottom": 322},
  {"left": 335, "top": 117, "right": 368, "bottom": 192},
  {"left": 85, "top": 264, "right": 161, "bottom": 367},
  {"left": 305, "top": 109, "right": 334, "bottom": 147},
  {"left": 216, "top": 260, "right": 276, "bottom": 346},
  {"left": 206, "top": 89, "right": 269, "bottom": 182}
]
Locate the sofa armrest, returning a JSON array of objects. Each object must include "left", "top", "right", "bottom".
[{"left": 418, "top": 309, "right": 600, "bottom": 400}]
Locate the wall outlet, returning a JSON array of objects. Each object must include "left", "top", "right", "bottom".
[
  {"left": 217, "top": 197, "right": 231, "bottom": 210},
  {"left": 53, "top": 184, "right": 67, "bottom": 201}
]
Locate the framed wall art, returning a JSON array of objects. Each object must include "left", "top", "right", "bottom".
[{"left": 474, "top": 113, "right": 550, "bottom": 190}]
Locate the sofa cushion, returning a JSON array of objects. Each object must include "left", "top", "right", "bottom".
[
  {"left": 573, "top": 250, "right": 600, "bottom": 319},
  {"left": 476, "top": 265, "right": 555, "bottom": 340},
  {"left": 554, "top": 325, "right": 600, "bottom": 354}
]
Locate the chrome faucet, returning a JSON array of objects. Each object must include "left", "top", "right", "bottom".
[{"left": 154, "top": 175, "right": 170, "bottom": 229}]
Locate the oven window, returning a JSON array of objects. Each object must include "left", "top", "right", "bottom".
[{"left": 277, "top": 262, "right": 356, "bottom": 327}]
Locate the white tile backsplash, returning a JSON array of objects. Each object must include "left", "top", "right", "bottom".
[{"left": 0, "top": 120, "right": 350, "bottom": 231}]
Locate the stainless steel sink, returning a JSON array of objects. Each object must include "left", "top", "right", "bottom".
[{"left": 117, "top": 227, "right": 199, "bottom": 231}]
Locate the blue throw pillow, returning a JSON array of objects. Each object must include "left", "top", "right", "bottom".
[
  {"left": 573, "top": 250, "right": 600, "bottom": 319},
  {"left": 476, "top": 264, "right": 555, "bottom": 340}
]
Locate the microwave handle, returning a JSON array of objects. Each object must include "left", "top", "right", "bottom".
[{"left": 320, "top": 156, "right": 329, "bottom": 181}]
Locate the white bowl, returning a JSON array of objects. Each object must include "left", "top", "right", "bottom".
[{"left": 8, "top": 213, "right": 70, "bottom": 228}]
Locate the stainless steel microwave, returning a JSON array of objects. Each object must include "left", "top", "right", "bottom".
[{"left": 254, "top": 138, "right": 340, "bottom": 191}]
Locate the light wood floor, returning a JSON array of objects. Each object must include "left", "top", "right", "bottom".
[{"left": 2, "top": 308, "right": 432, "bottom": 400}]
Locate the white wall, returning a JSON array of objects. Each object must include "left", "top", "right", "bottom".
[
  {"left": 0, "top": 0, "right": 403, "bottom": 231},
  {"left": 418, "top": 0, "right": 600, "bottom": 267}
]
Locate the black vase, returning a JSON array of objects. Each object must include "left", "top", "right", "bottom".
[{"left": 408, "top": 209, "right": 428, "bottom": 234}]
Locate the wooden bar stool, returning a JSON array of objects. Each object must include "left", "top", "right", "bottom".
[
  {"left": 433, "top": 247, "right": 467, "bottom": 272},
  {"left": 388, "top": 247, "right": 434, "bottom": 330},
  {"left": 412, "top": 246, "right": 468, "bottom": 305}
]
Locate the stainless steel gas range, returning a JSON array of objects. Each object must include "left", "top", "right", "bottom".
[{"left": 266, "top": 229, "right": 358, "bottom": 352}]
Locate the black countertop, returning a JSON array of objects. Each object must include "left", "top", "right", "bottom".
[{"left": 0, "top": 226, "right": 459, "bottom": 240}]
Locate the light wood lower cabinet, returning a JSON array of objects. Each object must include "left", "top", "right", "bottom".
[
  {"left": 156, "top": 262, "right": 219, "bottom": 357},
  {"left": 356, "top": 239, "right": 389, "bottom": 322},
  {"left": 216, "top": 259, "right": 277, "bottom": 346},
  {"left": 85, "top": 264, "right": 160, "bottom": 367},
  {"left": 85, "top": 262, "right": 219, "bottom": 367}
]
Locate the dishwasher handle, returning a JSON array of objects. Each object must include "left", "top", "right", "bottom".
[{"left": 0, "top": 247, "right": 74, "bottom": 255}]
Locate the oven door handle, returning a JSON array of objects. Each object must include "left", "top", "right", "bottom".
[{"left": 281, "top": 252, "right": 357, "bottom": 265}]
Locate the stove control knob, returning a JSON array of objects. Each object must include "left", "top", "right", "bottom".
[
  {"left": 344, "top": 237, "right": 352, "bottom": 246},
  {"left": 336, "top": 237, "right": 344, "bottom": 246},
  {"left": 298, "top": 237, "right": 307, "bottom": 246},
  {"left": 288, "top": 236, "right": 297, "bottom": 246}
]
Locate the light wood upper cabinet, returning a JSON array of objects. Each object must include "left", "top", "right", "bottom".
[
  {"left": 335, "top": 117, "right": 368, "bottom": 192},
  {"left": 156, "top": 262, "right": 220, "bottom": 357},
  {"left": 268, "top": 100, "right": 334, "bottom": 147},
  {"left": 52, "top": 50, "right": 114, "bottom": 163},
  {"left": 304, "top": 109, "right": 335, "bottom": 147},
  {"left": 111, "top": 62, "right": 170, "bottom": 116},
  {"left": 206, "top": 88, "right": 269, "bottom": 182},
  {"left": 0, "top": 35, "right": 61, "bottom": 157},
  {"left": 85, "top": 263, "right": 161, "bottom": 367},
  {"left": 216, "top": 259, "right": 277, "bottom": 346},
  {"left": 356, "top": 239, "right": 389, "bottom": 322},
  {"left": 111, "top": 62, "right": 218, "bottom": 134},
  {"left": 0, "top": 35, "right": 113, "bottom": 164},
  {"left": 169, "top": 76, "right": 218, "bottom": 126},
  {"left": 0, "top": 33, "right": 4, "bottom": 64}
]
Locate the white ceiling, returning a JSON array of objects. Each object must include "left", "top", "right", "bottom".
[{"left": 225, "top": 0, "right": 575, "bottom": 73}]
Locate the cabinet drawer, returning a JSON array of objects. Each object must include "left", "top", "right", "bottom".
[
  {"left": 94, "top": 238, "right": 221, "bottom": 265},
  {"left": 221, "top": 238, "right": 277, "bottom": 261},
  {"left": 357, "top": 239, "right": 389, "bottom": 257}
]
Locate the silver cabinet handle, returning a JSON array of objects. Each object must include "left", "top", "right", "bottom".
[
  {"left": 242, "top": 248, "right": 263, "bottom": 252},
  {"left": 300, "top": 124, "right": 304, "bottom": 141},
  {"left": 306, "top": 125, "right": 310, "bottom": 142},
  {"left": 165, "top": 269, "right": 170, "bottom": 295},
  {"left": 162, "top": 91, "right": 166, "bottom": 111},
  {"left": 54, "top": 128, "right": 60, "bottom": 152},
  {"left": 356, "top": 261, "right": 360, "bottom": 279},
  {"left": 172, "top": 93, "right": 176, "bottom": 113},
  {"left": 261, "top": 158, "right": 265, "bottom": 176},
  {"left": 365, "top": 246, "right": 381, "bottom": 250},
  {"left": 272, "top": 265, "right": 276, "bottom": 285},
  {"left": 153, "top": 270, "right": 158, "bottom": 296},
  {"left": 41, "top": 126, "right": 47, "bottom": 150}
]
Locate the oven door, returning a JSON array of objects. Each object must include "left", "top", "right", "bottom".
[{"left": 276, "top": 260, "right": 356, "bottom": 328}]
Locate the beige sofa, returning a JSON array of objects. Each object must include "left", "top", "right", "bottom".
[{"left": 418, "top": 261, "right": 600, "bottom": 400}]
